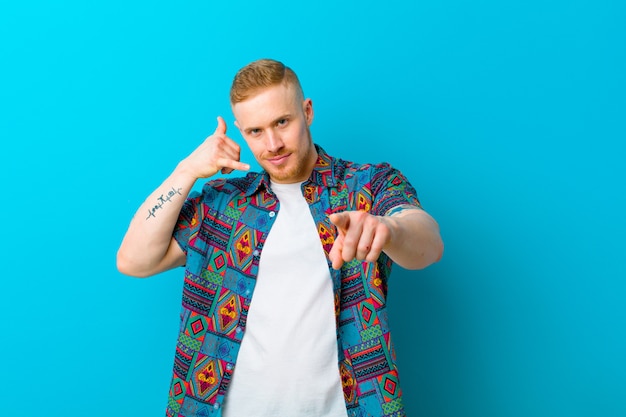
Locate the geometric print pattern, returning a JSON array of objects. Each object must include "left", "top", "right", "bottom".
[
  {"left": 189, "top": 355, "right": 222, "bottom": 401},
  {"left": 229, "top": 224, "right": 261, "bottom": 273},
  {"left": 169, "top": 145, "right": 421, "bottom": 416},
  {"left": 212, "top": 289, "right": 241, "bottom": 338}
]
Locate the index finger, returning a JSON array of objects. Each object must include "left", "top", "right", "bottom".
[{"left": 329, "top": 212, "right": 350, "bottom": 233}]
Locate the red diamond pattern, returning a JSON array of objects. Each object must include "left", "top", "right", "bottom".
[
  {"left": 173, "top": 381, "right": 183, "bottom": 396},
  {"left": 384, "top": 378, "right": 397, "bottom": 395},
  {"left": 214, "top": 254, "right": 225, "bottom": 269},
  {"left": 361, "top": 304, "right": 373, "bottom": 323},
  {"left": 191, "top": 319, "right": 205, "bottom": 335}
]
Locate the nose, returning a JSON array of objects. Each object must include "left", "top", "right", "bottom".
[{"left": 266, "top": 129, "right": 284, "bottom": 153}]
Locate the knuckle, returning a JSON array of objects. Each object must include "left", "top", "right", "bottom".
[
  {"left": 355, "top": 211, "right": 368, "bottom": 221},
  {"left": 343, "top": 236, "right": 357, "bottom": 247}
]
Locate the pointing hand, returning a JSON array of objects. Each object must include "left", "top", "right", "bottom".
[{"left": 328, "top": 211, "right": 391, "bottom": 270}]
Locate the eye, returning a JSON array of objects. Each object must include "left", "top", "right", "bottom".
[
  {"left": 277, "top": 118, "right": 288, "bottom": 127},
  {"left": 249, "top": 128, "right": 262, "bottom": 137}
]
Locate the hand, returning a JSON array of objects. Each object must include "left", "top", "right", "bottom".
[
  {"left": 328, "top": 211, "right": 392, "bottom": 269},
  {"left": 179, "top": 116, "right": 250, "bottom": 179}
]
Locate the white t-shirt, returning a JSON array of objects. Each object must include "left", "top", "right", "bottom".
[{"left": 222, "top": 181, "right": 348, "bottom": 417}]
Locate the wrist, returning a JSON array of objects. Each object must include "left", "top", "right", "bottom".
[
  {"left": 379, "top": 215, "right": 399, "bottom": 248},
  {"left": 173, "top": 160, "right": 201, "bottom": 185}
]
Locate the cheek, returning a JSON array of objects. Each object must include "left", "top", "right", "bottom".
[
  {"left": 252, "top": 142, "right": 271, "bottom": 158},
  {"left": 288, "top": 123, "right": 307, "bottom": 142}
]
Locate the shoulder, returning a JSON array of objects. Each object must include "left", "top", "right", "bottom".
[
  {"left": 335, "top": 156, "right": 416, "bottom": 198},
  {"left": 333, "top": 155, "right": 398, "bottom": 184},
  {"left": 195, "top": 172, "right": 263, "bottom": 204}
]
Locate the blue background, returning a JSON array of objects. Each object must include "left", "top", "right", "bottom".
[{"left": 1, "top": 0, "right": 624, "bottom": 415}]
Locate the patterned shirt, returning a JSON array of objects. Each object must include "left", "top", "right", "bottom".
[{"left": 168, "top": 145, "right": 421, "bottom": 417}]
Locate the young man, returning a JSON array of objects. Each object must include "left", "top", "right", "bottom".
[{"left": 117, "top": 59, "right": 443, "bottom": 417}]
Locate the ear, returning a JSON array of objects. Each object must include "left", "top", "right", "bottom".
[
  {"left": 234, "top": 120, "right": 241, "bottom": 130},
  {"left": 303, "top": 98, "right": 314, "bottom": 126}
]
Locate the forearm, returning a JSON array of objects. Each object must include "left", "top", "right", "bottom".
[
  {"left": 382, "top": 209, "right": 443, "bottom": 270},
  {"left": 117, "top": 117, "right": 250, "bottom": 277},
  {"left": 117, "top": 163, "right": 197, "bottom": 276}
]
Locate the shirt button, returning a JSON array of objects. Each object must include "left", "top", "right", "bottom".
[
  {"left": 226, "top": 363, "right": 234, "bottom": 371},
  {"left": 236, "top": 326, "right": 243, "bottom": 334},
  {"left": 253, "top": 249, "right": 260, "bottom": 257},
  {"left": 213, "top": 402, "right": 220, "bottom": 409},
  {"left": 269, "top": 211, "right": 276, "bottom": 217}
]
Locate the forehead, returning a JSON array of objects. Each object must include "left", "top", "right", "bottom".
[{"left": 232, "top": 83, "right": 300, "bottom": 127}]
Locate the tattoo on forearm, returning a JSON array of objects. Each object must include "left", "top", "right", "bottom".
[
  {"left": 146, "top": 187, "right": 183, "bottom": 220},
  {"left": 385, "top": 204, "right": 421, "bottom": 217}
]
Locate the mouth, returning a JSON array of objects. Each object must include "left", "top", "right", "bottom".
[{"left": 266, "top": 153, "right": 291, "bottom": 166}]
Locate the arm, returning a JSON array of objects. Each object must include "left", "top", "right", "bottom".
[
  {"left": 328, "top": 205, "right": 443, "bottom": 270},
  {"left": 116, "top": 117, "right": 250, "bottom": 278}
]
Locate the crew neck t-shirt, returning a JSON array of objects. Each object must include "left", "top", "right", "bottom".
[{"left": 222, "top": 181, "right": 348, "bottom": 417}]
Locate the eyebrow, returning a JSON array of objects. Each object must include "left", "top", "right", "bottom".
[{"left": 243, "top": 114, "right": 292, "bottom": 133}]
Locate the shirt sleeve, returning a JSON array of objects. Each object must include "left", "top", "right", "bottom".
[
  {"left": 173, "top": 191, "right": 203, "bottom": 255},
  {"left": 370, "top": 163, "right": 422, "bottom": 216}
]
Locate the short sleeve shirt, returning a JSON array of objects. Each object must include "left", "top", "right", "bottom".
[{"left": 167, "top": 145, "right": 421, "bottom": 417}]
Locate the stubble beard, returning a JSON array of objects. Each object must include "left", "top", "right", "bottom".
[{"left": 267, "top": 133, "right": 316, "bottom": 184}]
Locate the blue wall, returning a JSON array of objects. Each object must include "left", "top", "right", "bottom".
[{"left": 1, "top": 0, "right": 624, "bottom": 415}]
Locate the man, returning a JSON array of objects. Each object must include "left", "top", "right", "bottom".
[{"left": 117, "top": 59, "right": 443, "bottom": 417}]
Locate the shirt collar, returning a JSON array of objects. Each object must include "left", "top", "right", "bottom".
[
  {"left": 243, "top": 144, "right": 337, "bottom": 197},
  {"left": 307, "top": 144, "right": 337, "bottom": 187}
]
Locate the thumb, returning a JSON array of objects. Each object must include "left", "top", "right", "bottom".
[
  {"left": 214, "top": 116, "right": 227, "bottom": 135},
  {"left": 329, "top": 212, "right": 350, "bottom": 232}
]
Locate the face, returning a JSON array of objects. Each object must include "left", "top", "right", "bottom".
[{"left": 233, "top": 82, "right": 316, "bottom": 184}]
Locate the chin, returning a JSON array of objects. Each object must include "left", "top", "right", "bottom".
[{"left": 268, "top": 167, "right": 304, "bottom": 183}]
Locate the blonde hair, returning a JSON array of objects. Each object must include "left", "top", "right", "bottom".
[{"left": 230, "top": 59, "right": 304, "bottom": 104}]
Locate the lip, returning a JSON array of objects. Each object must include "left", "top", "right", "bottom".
[{"left": 266, "top": 153, "right": 291, "bottom": 166}]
